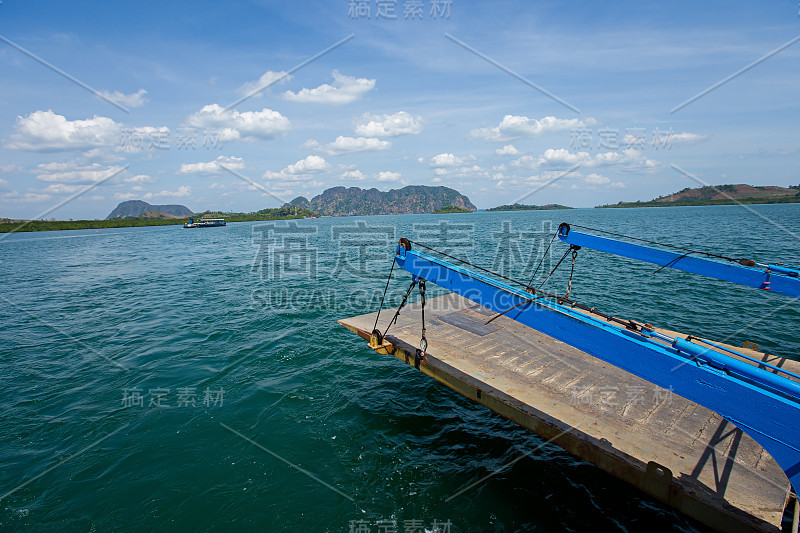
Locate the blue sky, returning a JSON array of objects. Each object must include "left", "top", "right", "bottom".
[{"left": 0, "top": 0, "right": 798, "bottom": 218}]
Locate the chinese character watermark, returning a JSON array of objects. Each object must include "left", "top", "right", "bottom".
[
  {"left": 118, "top": 127, "right": 225, "bottom": 152},
  {"left": 331, "top": 221, "right": 395, "bottom": 279},
  {"left": 569, "top": 384, "right": 673, "bottom": 409},
  {"left": 348, "top": 0, "right": 451, "bottom": 20},
  {"left": 348, "top": 518, "right": 452, "bottom": 533},
  {"left": 252, "top": 222, "right": 318, "bottom": 281},
  {"left": 569, "top": 127, "right": 675, "bottom": 151},
  {"left": 121, "top": 386, "right": 224, "bottom": 408}
]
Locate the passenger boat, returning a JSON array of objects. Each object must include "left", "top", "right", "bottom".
[{"left": 183, "top": 217, "right": 226, "bottom": 228}]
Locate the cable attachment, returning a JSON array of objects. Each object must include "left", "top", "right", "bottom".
[
  {"left": 416, "top": 280, "right": 428, "bottom": 368},
  {"left": 564, "top": 245, "right": 580, "bottom": 299}
]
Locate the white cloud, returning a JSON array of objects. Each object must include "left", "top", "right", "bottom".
[
  {"left": 98, "top": 89, "right": 148, "bottom": 108},
  {"left": 21, "top": 192, "right": 51, "bottom": 202},
  {"left": 237, "top": 71, "right": 291, "bottom": 97},
  {"left": 669, "top": 132, "right": 708, "bottom": 143},
  {"left": 286, "top": 155, "right": 329, "bottom": 174},
  {"left": 35, "top": 162, "right": 125, "bottom": 184},
  {"left": 81, "top": 148, "right": 125, "bottom": 162},
  {"left": 178, "top": 155, "right": 245, "bottom": 175},
  {"left": 124, "top": 174, "right": 154, "bottom": 183},
  {"left": 264, "top": 155, "right": 330, "bottom": 181},
  {"left": 354, "top": 111, "right": 423, "bottom": 137},
  {"left": 340, "top": 170, "right": 366, "bottom": 181},
  {"left": 43, "top": 183, "right": 85, "bottom": 194},
  {"left": 185, "top": 104, "right": 291, "bottom": 141},
  {"left": 282, "top": 70, "right": 375, "bottom": 104},
  {"left": 305, "top": 136, "right": 391, "bottom": 155},
  {"left": 143, "top": 186, "right": 191, "bottom": 200},
  {"left": 469, "top": 115, "right": 596, "bottom": 142},
  {"left": 430, "top": 153, "right": 464, "bottom": 167},
  {"left": 114, "top": 191, "right": 138, "bottom": 200},
  {"left": 511, "top": 148, "right": 659, "bottom": 172},
  {"left": 496, "top": 144, "right": 520, "bottom": 156},
  {"left": 584, "top": 172, "right": 610, "bottom": 185},
  {"left": 7, "top": 110, "right": 122, "bottom": 151},
  {"left": 376, "top": 171, "right": 401, "bottom": 182}
]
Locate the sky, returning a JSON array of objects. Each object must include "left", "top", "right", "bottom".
[{"left": 0, "top": 0, "right": 798, "bottom": 218}]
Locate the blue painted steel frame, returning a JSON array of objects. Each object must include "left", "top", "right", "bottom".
[
  {"left": 394, "top": 245, "right": 800, "bottom": 489},
  {"left": 557, "top": 226, "right": 800, "bottom": 299}
]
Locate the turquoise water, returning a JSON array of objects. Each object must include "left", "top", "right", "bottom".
[{"left": 2, "top": 205, "right": 799, "bottom": 532}]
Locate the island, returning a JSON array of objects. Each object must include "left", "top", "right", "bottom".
[
  {"left": 286, "top": 185, "right": 476, "bottom": 216},
  {"left": 486, "top": 203, "right": 574, "bottom": 212},
  {"left": 433, "top": 205, "right": 473, "bottom": 214},
  {"left": 598, "top": 184, "right": 800, "bottom": 208}
]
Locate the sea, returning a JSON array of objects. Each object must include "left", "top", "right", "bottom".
[{"left": 2, "top": 204, "right": 799, "bottom": 532}]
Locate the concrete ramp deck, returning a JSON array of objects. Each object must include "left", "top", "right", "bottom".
[{"left": 339, "top": 293, "right": 796, "bottom": 533}]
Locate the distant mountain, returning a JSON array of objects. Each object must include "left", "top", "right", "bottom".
[
  {"left": 106, "top": 200, "right": 193, "bottom": 219},
  {"left": 285, "top": 186, "right": 476, "bottom": 216},
  {"left": 487, "top": 203, "right": 574, "bottom": 212},
  {"left": 598, "top": 184, "right": 800, "bottom": 208}
]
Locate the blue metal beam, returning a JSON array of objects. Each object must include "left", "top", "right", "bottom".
[
  {"left": 394, "top": 244, "right": 800, "bottom": 489},
  {"left": 557, "top": 224, "right": 800, "bottom": 299}
]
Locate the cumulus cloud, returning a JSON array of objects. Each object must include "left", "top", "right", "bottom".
[
  {"left": 115, "top": 191, "right": 138, "bottom": 200},
  {"left": 178, "top": 156, "right": 245, "bottom": 175},
  {"left": 496, "top": 144, "right": 520, "bottom": 156},
  {"left": 430, "top": 153, "right": 465, "bottom": 167},
  {"left": 305, "top": 136, "right": 391, "bottom": 155},
  {"left": 669, "top": 132, "right": 708, "bottom": 143},
  {"left": 354, "top": 111, "right": 423, "bottom": 137},
  {"left": 185, "top": 104, "right": 291, "bottom": 141},
  {"left": 584, "top": 172, "right": 610, "bottom": 185},
  {"left": 286, "top": 155, "right": 329, "bottom": 174},
  {"left": 43, "top": 183, "right": 86, "bottom": 194},
  {"left": 98, "top": 89, "right": 148, "bottom": 108},
  {"left": 263, "top": 155, "right": 330, "bottom": 181},
  {"left": 282, "top": 70, "right": 375, "bottom": 104},
  {"left": 511, "top": 148, "right": 659, "bottom": 172},
  {"left": 124, "top": 174, "right": 154, "bottom": 183},
  {"left": 143, "top": 186, "right": 191, "bottom": 200},
  {"left": 20, "top": 192, "right": 51, "bottom": 202},
  {"left": 7, "top": 110, "right": 122, "bottom": 151},
  {"left": 376, "top": 171, "right": 401, "bottom": 182},
  {"left": 237, "top": 71, "right": 291, "bottom": 97},
  {"left": 340, "top": 170, "right": 366, "bottom": 181},
  {"left": 469, "top": 115, "right": 596, "bottom": 142},
  {"left": 35, "top": 162, "right": 125, "bottom": 184}
]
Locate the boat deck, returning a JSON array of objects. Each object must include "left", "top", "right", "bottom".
[{"left": 339, "top": 293, "right": 796, "bottom": 533}]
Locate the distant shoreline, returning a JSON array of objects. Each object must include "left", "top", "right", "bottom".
[
  {"left": 4, "top": 200, "right": 799, "bottom": 233},
  {"left": 0, "top": 214, "right": 312, "bottom": 233},
  {"left": 596, "top": 196, "right": 800, "bottom": 208}
]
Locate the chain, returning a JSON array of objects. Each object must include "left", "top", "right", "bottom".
[
  {"left": 417, "top": 280, "right": 428, "bottom": 366},
  {"left": 564, "top": 247, "right": 578, "bottom": 299}
]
